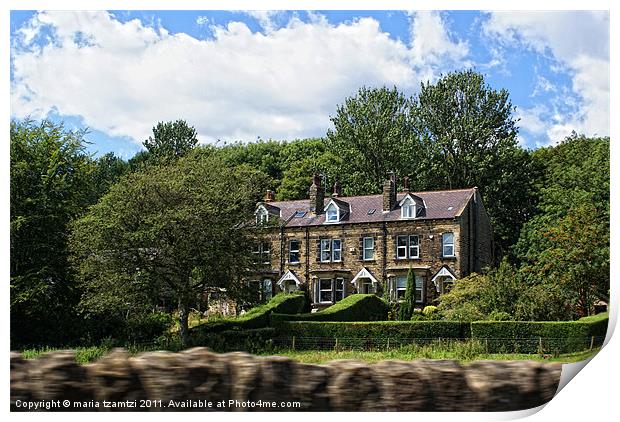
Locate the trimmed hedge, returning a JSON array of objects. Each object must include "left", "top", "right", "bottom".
[
  {"left": 275, "top": 320, "right": 468, "bottom": 350},
  {"left": 191, "top": 292, "right": 307, "bottom": 336},
  {"left": 471, "top": 312, "right": 608, "bottom": 354},
  {"left": 271, "top": 294, "right": 388, "bottom": 324},
  {"left": 192, "top": 327, "right": 276, "bottom": 353}
]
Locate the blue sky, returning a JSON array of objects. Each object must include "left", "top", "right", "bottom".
[{"left": 10, "top": 10, "right": 609, "bottom": 158}]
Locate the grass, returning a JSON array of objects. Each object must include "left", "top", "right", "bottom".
[
  {"left": 259, "top": 347, "right": 600, "bottom": 364},
  {"left": 20, "top": 339, "right": 600, "bottom": 365}
]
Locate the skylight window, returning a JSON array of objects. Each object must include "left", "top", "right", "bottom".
[
  {"left": 293, "top": 211, "right": 307, "bottom": 218},
  {"left": 367, "top": 209, "right": 376, "bottom": 215}
]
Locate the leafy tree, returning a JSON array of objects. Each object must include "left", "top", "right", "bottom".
[
  {"left": 412, "top": 70, "right": 538, "bottom": 253},
  {"left": 91, "top": 152, "right": 130, "bottom": 200},
  {"left": 143, "top": 119, "right": 198, "bottom": 164},
  {"left": 10, "top": 119, "right": 96, "bottom": 347},
  {"left": 514, "top": 135, "right": 609, "bottom": 317},
  {"left": 276, "top": 150, "right": 343, "bottom": 200},
  {"left": 398, "top": 268, "right": 416, "bottom": 321},
  {"left": 70, "top": 153, "right": 270, "bottom": 346},
  {"left": 326, "top": 86, "right": 421, "bottom": 195}
]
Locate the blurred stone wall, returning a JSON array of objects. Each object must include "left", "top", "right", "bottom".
[{"left": 11, "top": 348, "right": 561, "bottom": 412}]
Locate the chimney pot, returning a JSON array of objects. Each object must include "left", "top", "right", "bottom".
[
  {"left": 403, "top": 176, "right": 410, "bottom": 192},
  {"left": 332, "top": 180, "right": 342, "bottom": 197},
  {"left": 264, "top": 190, "right": 275, "bottom": 202}
]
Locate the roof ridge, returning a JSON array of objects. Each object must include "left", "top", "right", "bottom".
[{"left": 270, "top": 187, "right": 476, "bottom": 205}]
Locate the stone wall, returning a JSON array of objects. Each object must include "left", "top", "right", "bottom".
[{"left": 11, "top": 348, "right": 561, "bottom": 412}]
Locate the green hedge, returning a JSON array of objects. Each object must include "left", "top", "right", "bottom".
[
  {"left": 271, "top": 294, "right": 388, "bottom": 324},
  {"left": 471, "top": 313, "right": 608, "bottom": 354},
  {"left": 275, "top": 320, "right": 468, "bottom": 350},
  {"left": 191, "top": 293, "right": 307, "bottom": 337},
  {"left": 192, "top": 327, "right": 276, "bottom": 353}
]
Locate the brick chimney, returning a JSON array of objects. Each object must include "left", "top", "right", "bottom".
[
  {"left": 403, "top": 176, "right": 410, "bottom": 193},
  {"left": 309, "top": 173, "right": 325, "bottom": 214},
  {"left": 382, "top": 171, "right": 396, "bottom": 211},
  {"left": 332, "top": 180, "right": 342, "bottom": 197},
  {"left": 263, "top": 190, "right": 275, "bottom": 202}
]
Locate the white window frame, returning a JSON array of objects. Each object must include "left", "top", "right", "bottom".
[
  {"left": 319, "top": 278, "right": 333, "bottom": 303},
  {"left": 408, "top": 235, "right": 419, "bottom": 258},
  {"left": 326, "top": 203, "right": 339, "bottom": 222},
  {"left": 335, "top": 277, "right": 345, "bottom": 302},
  {"left": 396, "top": 276, "right": 407, "bottom": 300},
  {"left": 396, "top": 235, "right": 408, "bottom": 259},
  {"left": 261, "top": 242, "right": 270, "bottom": 264},
  {"left": 320, "top": 239, "right": 331, "bottom": 262},
  {"left": 363, "top": 237, "right": 374, "bottom": 261},
  {"left": 443, "top": 232, "right": 455, "bottom": 257},
  {"left": 332, "top": 239, "right": 342, "bottom": 262},
  {"left": 256, "top": 207, "right": 269, "bottom": 224},
  {"left": 414, "top": 275, "right": 424, "bottom": 303},
  {"left": 401, "top": 197, "right": 416, "bottom": 219},
  {"left": 289, "top": 240, "right": 300, "bottom": 263}
]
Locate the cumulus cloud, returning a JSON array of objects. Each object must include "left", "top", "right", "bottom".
[
  {"left": 484, "top": 11, "right": 609, "bottom": 144},
  {"left": 409, "top": 11, "right": 469, "bottom": 65},
  {"left": 11, "top": 11, "right": 468, "bottom": 145}
]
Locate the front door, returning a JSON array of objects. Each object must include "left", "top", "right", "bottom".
[
  {"left": 360, "top": 279, "right": 374, "bottom": 294},
  {"left": 284, "top": 280, "right": 298, "bottom": 294}
]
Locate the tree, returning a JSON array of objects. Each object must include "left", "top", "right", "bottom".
[
  {"left": 326, "top": 86, "right": 422, "bottom": 195},
  {"left": 398, "top": 268, "right": 416, "bottom": 321},
  {"left": 143, "top": 119, "right": 198, "bottom": 164},
  {"left": 412, "top": 70, "right": 537, "bottom": 253},
  {"left": 10, "top": 119, "right": 96, "bottom": 347},
  {"left": 91, "top": 152, "right": 130, "bottom": 200},
  {"left": 514, "top": 135, "right": 609, "bottom": 317},
  {"left": 70, "top": 153, "right": 270, "bottom": 346}
]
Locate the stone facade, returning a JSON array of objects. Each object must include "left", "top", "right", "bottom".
[{"left": 250, "top": 176, "right": 494, "bottom": 310}]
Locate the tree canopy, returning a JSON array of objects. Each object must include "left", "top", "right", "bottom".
[
  {"left": 143, "top": 119, "right": 199, "bottom": 164},
  {"left": 70, "top": 153, "right": 270, "bottom": 346},
  {"left": 10, "top": 120, "right": 96, "bottom": 346}
]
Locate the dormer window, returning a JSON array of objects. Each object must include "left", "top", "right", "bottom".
[
  {"left": 326, "top": 203, "right": 339, "bottom": 222},
  {"left": 256, "top": 206, "right": 269, "bottom": 224},
  {"left": 401, "top": 197, "right": 416, "bottom": 218}
]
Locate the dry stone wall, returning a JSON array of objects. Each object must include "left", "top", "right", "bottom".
[{"left": 11, "top": 348, "right": 562, "bottom": 412}]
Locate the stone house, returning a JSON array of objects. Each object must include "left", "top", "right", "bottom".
[{"left": 250, "top": 173, "right": 494, "bottom": 310}]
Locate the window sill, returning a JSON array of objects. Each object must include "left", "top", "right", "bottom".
[{"left": 441, "top": 256, "right": 457, "bottom": 261}]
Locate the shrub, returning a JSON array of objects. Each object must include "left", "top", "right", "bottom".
[
  {"left": 190, "top": 293, "right": 307, "bottom": 338},
  {"left": 487, "top": 310, "right": 513, "bottom": 321},
  {"left": 124, "top": 312, "right": 174, "bottom": 342},
  {"left": 276, "top": 320, "right": 468, "bottom": 350},
  {"left": 422, "top": 305, "right": 438, "bottom": 315},
  {"left": 410, "top": 310, "right": 425, "bottom": 321},
  {"left": 271, "top": 294, "right": 388, "bottom": 324}
]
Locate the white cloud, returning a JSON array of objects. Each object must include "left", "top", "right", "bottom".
[
  {"left": 484, "top": 11, "right": 609, "bottom": 144},
  {"left": 11, "top": 11, "right": 467, "bottom": 145},
  {"left": 409, "top": 11, "right": 469, "bottom": 65}
]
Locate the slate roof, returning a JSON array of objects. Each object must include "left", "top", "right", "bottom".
[{"left": 261, "top": 188, "right": 476, "bottom": 228}]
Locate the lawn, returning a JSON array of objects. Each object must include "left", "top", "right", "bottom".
[
  {"left": 19, "top": 342, "right": 600, "bottom": 365},
  {"left": 260, "top": 347, "right": 600, "bottom": 364}
]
